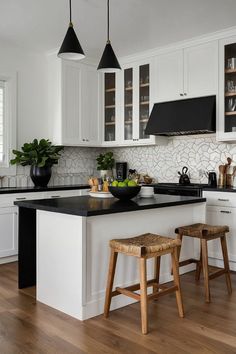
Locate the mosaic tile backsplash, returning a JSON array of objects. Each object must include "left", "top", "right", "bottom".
[
  {"left": 111, "top": 135, "right": 236, "bottom": 184},
  {"left": 3, "top": 135, "right": 236, "bottom": 187}
]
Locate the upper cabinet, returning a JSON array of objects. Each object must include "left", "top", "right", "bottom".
[
  {"left": 218, "top": 35, "right": 236, "bottom": 142},
  {"left": 154, "top": 41, "right": 218, "bottom": 103},
  {"left": 102, "top": 60, "right": 164, "bottom": 146},
  {"left": 48, "top": 55, "right": 101, "bottom": 146}
]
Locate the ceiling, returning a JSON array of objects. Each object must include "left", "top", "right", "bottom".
[{"left": 0, "top": 0, "right": 236, "bottom": 59}]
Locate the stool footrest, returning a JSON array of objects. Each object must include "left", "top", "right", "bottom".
[
  {"left": 209, "top": 268, "right": 226, "bottom": 280},
  {"left": 179, "top": 258, "right": 199, "bottom": 267},
  {"left": 114, "top": 283, "right": 179, "bottom": 302}
]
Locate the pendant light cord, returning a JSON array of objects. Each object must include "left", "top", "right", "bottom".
[
  {"left": 69, "top": 0, "right": 72, "bottom": 26},
  {"left": 107, "top": 0, "right": 110, "bottom": 43}
]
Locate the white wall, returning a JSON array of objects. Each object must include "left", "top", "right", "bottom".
[{"left": 0, "top": 41, "right": 49, "bottom": 148}]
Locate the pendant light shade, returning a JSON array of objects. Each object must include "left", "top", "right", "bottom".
[
  {"left": 58, "top": 0, "right": 85, "bottom": 60},
  {"left": 97, "top": 0, "right": 121, "bottom": 72}
]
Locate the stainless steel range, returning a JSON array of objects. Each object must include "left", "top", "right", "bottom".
[{"left": 154, "top": 183, "right": 208, "bottom": 197}]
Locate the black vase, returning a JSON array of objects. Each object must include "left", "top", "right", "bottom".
[{"left": 30, "top": 165, "right": 52, "bottom": 187}]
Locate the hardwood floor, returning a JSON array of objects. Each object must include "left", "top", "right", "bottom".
[{"left": 0, "top": 262, "right": 235, "bottom": 353}]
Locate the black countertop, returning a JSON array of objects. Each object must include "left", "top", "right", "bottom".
[
  {"left": 14, "top": 195, "right": 206, "bottom": 217},
  {"left": 0, "top": 184, "right": 89, "bottom": 194}
]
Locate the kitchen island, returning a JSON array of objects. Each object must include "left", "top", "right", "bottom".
[{"left": 15, "top": 194, "right": 206, "bottom": 320}]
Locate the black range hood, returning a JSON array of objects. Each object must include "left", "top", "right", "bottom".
[{"left": 145, "top": 95, "right": 216, "bottom": 136}]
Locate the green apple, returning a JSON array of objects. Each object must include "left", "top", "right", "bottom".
[
  {"left": 128, "top": 180, "right": 137, "bottom": 187},
  {"left": 112, "top": 180, "right": 119, "bottom": 187},
  {"left": 118, "top": 182, "right": 127, "bottom": 187},
  {"left": 124, "top": 178, "right": 129, "bottom": 185}
]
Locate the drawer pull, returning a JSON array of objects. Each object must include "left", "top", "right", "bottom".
[
  {"left": 220, "top": 210, "right": 232, "bottom": 214},
  {"left": 51, "top": 195, "right": 61, "bottom": 198},
  {"left": 218, "top": 199, "right": 229, "bottom": 202},
  {"left": 16, "top": 197, "right": 26, "bottom": 200}
]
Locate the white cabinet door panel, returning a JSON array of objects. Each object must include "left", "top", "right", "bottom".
[
  {"left": 155, "top": 50, "right": 184, "bottom": 102},
  {"left": 0, "top": 207, "right": 18, "bottom": 257},
  {"left": 206, "top": 206, "right": 236, "bottom": 264},
  {"left": 61, "top": 62, "right": 82, "bottom": 144},
  {"left": 184, "top": 41, "right": 218, "bottom": 98}
]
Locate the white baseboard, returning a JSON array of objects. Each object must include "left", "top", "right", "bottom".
[
  {"left": 0, "top": 255, "right": 18, "bottom": 265},
  {"left": 209, "top": 257, "right": 236, "bottom": 272}
]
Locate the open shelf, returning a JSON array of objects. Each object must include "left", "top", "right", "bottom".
[
  {"left": 225, "top": 69, "right": 236, "bottom": 74},
  {"left": 105, "top": 88, "right": 115, "bottom": 93},
  {"left": 105, "top": 122, "right": 115, "bottom": 126},
  {"left": 225, "top": 92, "right": 236, "bottom": 97},
  {"left": 124, "top": 121, "right": 132, "bottom": 125},
  {"left": 140, "top": 101, "right": 149, "bottom": 106},
  {"left": 125, "top": 103, "right": 133, "bottom": 108},
  {"left": 125, "top": 87, "right": 133, "bottom": 91},
  {"left": 225, "top": 111, "right": 236, "bottom": 116},
  {"left": 105, "top": 105, "right": 115, "bottom": 109},
  {"left": 140, "top": 83, "right": 149, "bottom": 87}
]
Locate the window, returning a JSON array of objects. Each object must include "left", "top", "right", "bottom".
[
  {"left": 0, "top": 73, "right": 16, "bottom": 174},
  {"left": 0, "top": 81, "right": 5, "bottom": 163}
]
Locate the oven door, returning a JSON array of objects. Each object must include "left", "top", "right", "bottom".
[{"left": 154, "top": 187, "right": 201, "bottom": 197}]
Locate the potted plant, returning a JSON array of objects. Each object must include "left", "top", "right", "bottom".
[
  {"left": 96, "top": 151, "right": 115, "bottom": 178},
  {"left": 10, "top": 139, "right": 64, "bottom": 187}
]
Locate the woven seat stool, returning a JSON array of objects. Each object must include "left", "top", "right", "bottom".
[
  {"left": 175, "top": 223, "right": 232, "bottom": 303},
  {"left": 104, "top": 233, "right": 184, "bottom": 335}
]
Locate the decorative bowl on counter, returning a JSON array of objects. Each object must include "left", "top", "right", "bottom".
[{"left": 108, "top": 186, "right": 141, "bottom": 201}]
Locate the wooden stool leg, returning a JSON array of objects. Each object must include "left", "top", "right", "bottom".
[
  {"left": 176, "top": 233, "right": 183, "bottom": 262},
  {"left": 171, "top": 233, "right": 183, "bottom": 275},
  {"left": 201, "top": 239, "right": 210, "bottom": 303},
  {"left": 153, "top": 256, "right": 160, "bottom": 293},
  {"left": 195, "top": 246, "right": 202, "bottom": 282},
  {"left": 220, "top": 235, "right": 232, "bottom": 294},
  {"left": 171, "top": 247, "right": 184, "bottom": 318},
  {"left": 139, "top": 257, "right": 148, "bottom": 334},
  {"left": 104, "top": 249, "right": 118, "bottom": 318}
]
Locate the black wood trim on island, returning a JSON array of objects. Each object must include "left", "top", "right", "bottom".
[{"left": 18, "top": 207, "right": 36, "bottom": 289}]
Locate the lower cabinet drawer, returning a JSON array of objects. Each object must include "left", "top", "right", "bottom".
[{"left": 203, "top": 191, "right": 236, "bottom": 208}]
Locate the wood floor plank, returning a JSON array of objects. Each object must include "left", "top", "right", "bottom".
[{"left": 0, "top": 262, "right": 235, "bottom": 353}]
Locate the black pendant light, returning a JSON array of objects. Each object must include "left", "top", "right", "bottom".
[
  {"left": 58, "top": 0, "right": 85, "bottom": 60},
  {"left": 97, "top": 0, "right": 121, "bottom": 72}
]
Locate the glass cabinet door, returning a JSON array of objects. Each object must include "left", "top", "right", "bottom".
[
  {"left": 104, "top": 73, "right": 116, "bottom": 141},
  {"left": 124, "top": 68, "right": 133, "bottom": 140},
  {"left": 224, "top": 43, "right": 236, "bottom": 133},
  {"left": 139, "top": 64, "right": 150, "bottom": 139}
]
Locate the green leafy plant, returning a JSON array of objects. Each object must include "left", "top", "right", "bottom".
[
  {"left": 96, "top": 151, "right": 115, "bottom": 170},
  {"left": 10, "top": 139, "right": 64, "bottom": 168}
]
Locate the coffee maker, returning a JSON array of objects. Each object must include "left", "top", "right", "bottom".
[{"left": 116, "top": 162, "right": 127, "bottom": 181}]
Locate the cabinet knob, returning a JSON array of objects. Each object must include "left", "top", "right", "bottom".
[
  {"left": 220, "top": 210, "right": 231, "bottom": 214},
  {"left": 180, "top": 93, "right": 184, "bottom": 96},
  {"left": 218, "top": 198, "right": 229, "bottom": 202},
  {"left": 16, "top": 197, "right": 26, "bottom": 200},
  {"left": 184, "top": 93, "right": 187, "bottom": 96}
]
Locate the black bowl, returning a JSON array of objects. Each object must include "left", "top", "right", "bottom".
[{"left": 109, "top": 186, "right": 141, "bottom": 201}]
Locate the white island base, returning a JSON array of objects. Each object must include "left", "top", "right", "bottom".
[{"left": 36, "top": 202, "right": 205, "bottom": 320}]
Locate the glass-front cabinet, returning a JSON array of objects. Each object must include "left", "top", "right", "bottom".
[
  {"left": 139, "top": 64, "right": 150, "bottom": 140},
  {"left": 124, "top": 68, "right": 133, "bottom": 141},
  {"left": 219, "top": 36, "right": 236, "bottom": 141},
  {"left": 104, "top": 73, "right": 116, "bottom": 142},
  {"left": 102, "top": 60, "right": 157, "bottom": 145}
]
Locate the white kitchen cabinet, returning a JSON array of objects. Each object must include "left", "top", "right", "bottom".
[
  {"left": 48, "top": 54, "right": 101, "bottom": 146},
  {"left": 155, "top": 50, "right": 184, "bottom": 102},
  {"left": 218, "top": 35, "right": 236, "bottom": 142},
  {"left": 0, "top": 188, "right": 88, "bottom": 263},
  {"left": 154, "top": 41, "right": 218, "bottom": 103},
  {"left": 203, "top": 191, "right": 236, "bottom": 270},
  {"left": 102, "top": 59, "right": 165, "bottom": 146},
  {"left": 0, "top": 207, "right": 18, "bottom": 259}
]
